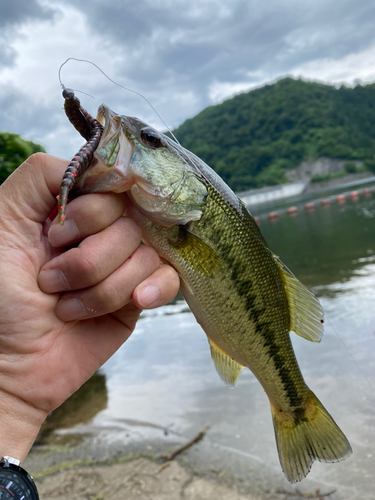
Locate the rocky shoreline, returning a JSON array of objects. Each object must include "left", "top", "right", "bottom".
[{"left": 304, "top": 171, "right": 373, "bottom": 193}]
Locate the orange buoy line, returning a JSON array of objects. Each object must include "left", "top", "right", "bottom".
[
  {"left": 286, "top": 206, "right": 298, "bottom": 216},
  {"left": 268, "top": 211, "right": 279, "bottom": 221},
  {"left": 257, "top": 185, "right": 374, "bottom": 223}
]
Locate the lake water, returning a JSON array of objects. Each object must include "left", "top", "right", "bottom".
[{"left": 38, "top": 180, "right": 375, "bottom": 498}]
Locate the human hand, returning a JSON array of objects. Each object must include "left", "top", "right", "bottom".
[{"left": 0, "top": 153, "right": 179, "bottom": 462}]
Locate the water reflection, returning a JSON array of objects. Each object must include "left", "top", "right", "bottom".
[
  {"left": 256, "top": 193, "right": 375, "bottom": 291},
  {"left": 257, "top": 190, "right": 375, "bottom": 388},
  {"left": 35, "top": 371, "right": 107, "bottom": 445}
]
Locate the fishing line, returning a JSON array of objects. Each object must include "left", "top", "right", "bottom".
[
  {"left": 58, "top": 57, "right": 180, "bottom": 145},
  {"left": 64, "top": 88, "right": 95, "bottom": 99},
  {"left": 326, "top": 316, "right": 375, "bottom": 395}
]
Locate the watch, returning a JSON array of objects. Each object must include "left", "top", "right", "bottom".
[{"left": 0, "top": 457, "right": 39, "bottom": 499}]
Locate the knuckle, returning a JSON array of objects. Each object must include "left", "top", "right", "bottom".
[
  {"left": 85, "top": 198, "right": 115, "bottom": 225},
  {"left": 17, "top": 152, "right": 46, "bottom": 176},
  {"left": 29, "top": 152, "right": 46, "bottom": 165},
  {"left": 120, "top": 216, "right": 142, "bottom": 241},
  {"left": 74, "top": 193, "right": 123, "bottom": 225},
  {"left": 101, "top": 192, "right": 128, "bottom": 214},
  {"left": 134, "top": 245, "right": 160, "bottom": 270},
  {"left": 75, "top": 249, "right": 102, "bottom": 283},
  {"left": 99, "top": 280, "right": 124, "bottom": 311},
  {"left": 162, "top": 265, "right": 179, "bottom": 285}
]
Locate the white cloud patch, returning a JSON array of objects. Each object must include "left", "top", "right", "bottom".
[{"left": 289, "top": 43, "right": 375, "bottom": 85}]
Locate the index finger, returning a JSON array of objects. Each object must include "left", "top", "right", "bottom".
[{"left": 48, "top": 192, "right": 129, "bottom": 247}]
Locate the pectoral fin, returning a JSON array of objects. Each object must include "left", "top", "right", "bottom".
[
  {"left": 209, "top": 339, "right": 244, "bottom": 386},
  {"left": 273, "top": 255, "right": 324, "bottom": 343},
  {"left": 170, "top": 225, "right": 222, "bottom": 277}
]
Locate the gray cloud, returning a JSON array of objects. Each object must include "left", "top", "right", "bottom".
[
  {"left": 1, "top": 0, "right": 375, "bottom": 158},
  {"left": 57, "top": 0, "right": 375, "bottom": 115},
  {"left": 0, "top": 0, "right": 56, "bottom": 67},
  {"left": 0, "top": 87, "right": 60, "bottom": 144},
  {"left": 62, "top": 0, "right": 375, "bottom": 76},
  {"left": 0, "top": 0, "right": 56, "bottom": 28},
  {"left": 0, "top": 39, "right": 17, "bottom": 67}
]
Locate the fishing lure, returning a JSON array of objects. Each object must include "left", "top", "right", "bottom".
[{"left": 58, "top": 89, "right": 103, "bottom": 224}]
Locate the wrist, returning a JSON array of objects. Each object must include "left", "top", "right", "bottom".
[{"left": 0, "top": 390, "right": 47, "bottom": 463}]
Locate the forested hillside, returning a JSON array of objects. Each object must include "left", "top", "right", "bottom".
[
  {"left": 2, "top": 78, "right": 375, "bottom": 190},
  {"left": 172, "top": 78, "right": 375, "bottom": 191},
  {"left": 0, "top": 132, "right": 46, "bottom": 183}
]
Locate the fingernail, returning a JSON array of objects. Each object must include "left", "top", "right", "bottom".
[
  {"left": 39, "top": 269, "right": 69, "bottom": 293},
  {"left": 49, "top": 220, "right": 79, "bottom": 247},
  {"left": 56, "top": 298, "right": 86, "bottom": 321},
  {"left": 137, "top": 285, "right": 160, "bottom": 308}
]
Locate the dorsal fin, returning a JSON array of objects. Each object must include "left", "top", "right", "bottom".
[
  {"left": 209, "top": 339, "right": 244, "bottom": 386},
  {"left": 273, "top": 255, "right": 324, "bottom": 343}
]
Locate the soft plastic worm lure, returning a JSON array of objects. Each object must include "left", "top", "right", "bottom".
[{"left": 58, "top": 89, "right": 103, "bottom": 224}]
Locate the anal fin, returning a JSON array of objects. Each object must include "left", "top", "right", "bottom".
[{"left": 209, "top": 340, "right": 244, "bottom": 387}]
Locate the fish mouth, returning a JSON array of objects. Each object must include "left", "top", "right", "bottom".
[
  {"left": 73, "top": 104, "right": 135, "bottom": 194},
  {"left": 95, "top": 105, "right": 123, "bottom": 167},
  {"left": 96, "top": 104, "right": 117, "bottom": 139},
  {"left": 96, "top": 103, "right": 107, "bottom": 128}
]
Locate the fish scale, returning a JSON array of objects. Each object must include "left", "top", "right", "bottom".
[
  {"left": 139, "top": 183, "right": 307, "bottom": 411},
  {"left": 59, "top": 100, "right": 352, "bottom": 483}
]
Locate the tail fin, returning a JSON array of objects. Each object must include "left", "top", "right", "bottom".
[{"left": 272, "top": 391, "right": 352, "bottom": 483}]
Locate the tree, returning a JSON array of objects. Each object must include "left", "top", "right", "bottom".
[{"left": 0, "top": 132, "right": 46, "bottom": 183}]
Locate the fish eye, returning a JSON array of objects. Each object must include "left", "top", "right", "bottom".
[{"left": 140, "top": 128, "right": 162, "bottom": 148}]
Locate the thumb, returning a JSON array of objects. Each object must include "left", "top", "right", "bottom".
[{"left": 0, "top": 153, "right": 69, "bottom": 224}]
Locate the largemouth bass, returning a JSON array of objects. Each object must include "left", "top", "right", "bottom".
[{"left": 60, "top": 101, "right": 352, "bottom": 483}]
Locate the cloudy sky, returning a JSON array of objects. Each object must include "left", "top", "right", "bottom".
[{"left": 1, "top": 0, "right": 375, "bottom": 158}]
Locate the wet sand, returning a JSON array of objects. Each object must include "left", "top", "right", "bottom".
[
  {"left": 27, "top": 440, "right": 337, "bottom": 500},
  {"left": 32, "top": 458, "right": 265, "bottom": 500}
]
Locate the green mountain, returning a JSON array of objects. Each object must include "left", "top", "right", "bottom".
[
  {"left": 172, "top": 77, "right": 375, "bottom": 191},
  {"left": 0, "top": 131, "right": 46, "bottom": 183}
]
